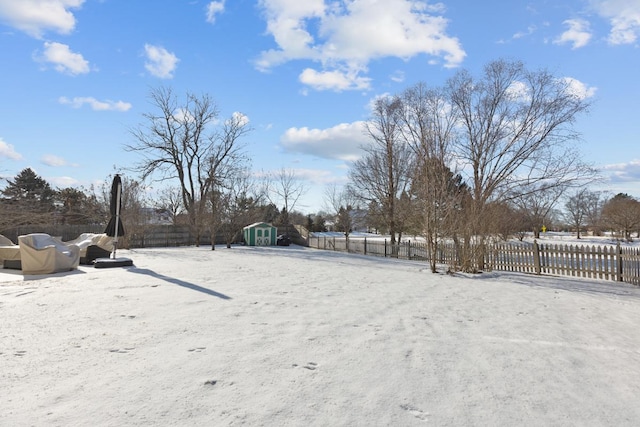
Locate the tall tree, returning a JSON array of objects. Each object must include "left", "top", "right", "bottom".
[
  {"left": 2, "top": 168, "right": 55, "bottom": 207},
  {"left": 399, "top": 83, "right": 464, "bottom": 272},
  {"left": 584, "top": 190, "right": 606, "bottom": 236},
  {"left": 263, "top": 168, "right": 307, "bottom": 232},
  {"left": 563, "top": 188, "right": 600, "bottom": 239},
  {"left": 349, "top": 95, "right": 414, "bottom": 245},
  {"left": 217, "top": 168, "right": 262, "bottom": 248},
  {"left": 602, "top": 193, "right": 640, "bottom": 241},
  {"left": 1, "top": 168, "right": 56, "bottom": 228},
  {"left": 56, "top": 186, "right": 104, "bottom": 225},
  {"left": 324, "top": 183, "right": 357, "bottom": 241},
  {"left": 512, "top": 185, "right": 565, "bottom": 238},
  {"left": 447, "top": 59, "right": 593, "bottom": 270},
  {"left": 154, "top": 186, "right": 185, "bottom": 225},
  {"left": 127, "top": 86, "right": 250, "bottom": 246}
]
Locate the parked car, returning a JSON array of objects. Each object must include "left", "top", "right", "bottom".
[{"left": 277, "top": 234, "right": 291, "bottom": 246}]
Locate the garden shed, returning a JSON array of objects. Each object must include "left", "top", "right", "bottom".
[{"left": 243, "top": 222, "right": 277, "bottom": 246}]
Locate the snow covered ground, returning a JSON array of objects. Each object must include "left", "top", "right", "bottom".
[{"left": 3, "top": 244, "right": 640, "bottom": 426}]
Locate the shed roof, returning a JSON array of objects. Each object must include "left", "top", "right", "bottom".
[{"left": 243, "top": 222, "right": 275, "bottom": 230}]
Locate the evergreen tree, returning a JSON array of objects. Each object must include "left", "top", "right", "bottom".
[
  {"left": 2, "top": 168, "right": 55, "bottom": 209},
  {"left": 1, "top": 168, "right": 56, "bottom": 228}
]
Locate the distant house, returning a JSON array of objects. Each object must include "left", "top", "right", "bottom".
[
  {"left": 141, "top": 208, "right": 173, "bottom": 225},
  {"left": 243, "top": 222, "right": 277, "bottom": 246}
]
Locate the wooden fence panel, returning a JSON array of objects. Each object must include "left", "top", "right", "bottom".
[
  {"left": 621, "top": 246, "right": 640, "bottom": 286},
  {"left": 489, "top": 242, "right": 536, "bottom": 274}
]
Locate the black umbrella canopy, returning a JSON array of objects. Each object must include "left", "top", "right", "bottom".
[{"left": 104, "top": 174, "right": 125, "bottom": 237}]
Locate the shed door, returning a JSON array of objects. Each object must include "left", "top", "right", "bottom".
[{"left": 261, "top": 228, "right": 271, "bottom": 245}]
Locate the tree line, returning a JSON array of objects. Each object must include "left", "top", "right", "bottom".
[
  {"left": 328, "top": 59, "right": 638, "bottom": 272},
  {"left": 0, "top": 166, "right": 309, "bottom": 248}
]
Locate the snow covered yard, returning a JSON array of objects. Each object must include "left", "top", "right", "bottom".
[{"left": 3, "top": 245, "right": 640, "bottom": 426}]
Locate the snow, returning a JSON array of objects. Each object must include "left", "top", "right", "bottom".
[
  {"left": 315, "top": 230, "right": 640, "bottom": 248},
  {"left": 3, "top": 244, "right": 640, "bottom": 426}
]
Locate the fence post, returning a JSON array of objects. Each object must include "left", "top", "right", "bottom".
[
  {"left": 385, "top": 239, "right": 387, "bottom": 258},
  {"left": 617, "top": 242, "right": 623, "bottom": 282},
  {"left": 408, "top": 240, "right": 411, "bottom": 260},
  {"left": 533, "top": 240, "right": 541, "bottom": 275},
  {"left": 364, "top": 237, "right": 367, "bottom": 255}
]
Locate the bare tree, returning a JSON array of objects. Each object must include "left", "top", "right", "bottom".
[
  {"left": 56, "top": 186, "right": 104, "bottom": 225},
  {"left": 263, "top": 168, "right": 307, "bottom": 232},
  {"left": 155, "top": 186, "right": 184, "bottom": 225},
  {"left": 127, "top": 86, "right": 250, "bottom": 246},
  {"left": 447, "top": 59, "right": 594, "bottom": 270},
  {"left": 484, "top": 201, "right": 526, "bottom": 241},
  {"left": 324, "top": 183, "right": 358, "bottom": 243},
  {"left": 217, "top": 168, "right": 262, "bottom": 248},
  {"left": 563, "top": 188, "right": 601, "bottom": 239},
  {"left": 399, "top": 83, "right": 464, "bottom": 272},
  {"left": 349, "top": 95, "right": 414, "bottom": 245},
  {"left": 512, "top": 185, "right": 565, "bottom": 238},
  {"left": 584, "top": 190, "right": 607, "bottom": 236},
  {"left": 602, "top": 193, "right": 640, "bottom": 241}
]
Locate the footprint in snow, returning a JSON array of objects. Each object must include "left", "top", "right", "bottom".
[
  {"left": 400, "top": 404, "right": 429, "bottom": 421},
  {"left": 109, "top": 347, "right": 135, "bottom": 354}
]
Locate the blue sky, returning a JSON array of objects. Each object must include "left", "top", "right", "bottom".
[{"left": 0, "top": 0, "right": 639, "bottom": 214}]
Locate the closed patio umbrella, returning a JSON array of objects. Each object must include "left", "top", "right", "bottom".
[
  {"left": 95, "top": 174, "right": 133, "bottom": 268},
  {"left": 105, "top": 174, "right": 125, "bottom": 243}
]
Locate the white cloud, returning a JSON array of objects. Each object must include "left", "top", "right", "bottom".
[
  {"left": 36, "top": 41, "right": 90, "bottom": 75},
  {"left": 0, "top": 0, "right": 84, "bottom": 38},
  {"left": 506, "top": 81, "right": 531, "bottom": 100},
  {"left": 144, "top": 44, "right": 179, "bottom": 79},
  {"left": 602, "top": 159, "right": 640, "bottom": 183},
  {"left": 590, "top": 0, "right": 640, "bottom": 45},
  {"left": 59, "top": 96, "right": 132, "bottom": 111},
  {"left": 513, "top": 25, "right": 537, "bottom": 40},
  {"left": 299, "top": 68, "right": 371, "bottom": 91},
  {"left": 554, "top": 19, "right": 592, "bottom": 49},
  {"left": 506, "top": 77, "right": 596, "bottom": 103},
  {"left": 562, "top": 77, "right": 597, "bottom": 100},
  {"left": 41, "top": 154, "right": 69, "bottom": 167},
  {"left": 0, "top": 137, "right": 23, "bottom": 160},
  {"left": 49, "top": 175, "right": 79, "bottom": 187},
  {"left": 390, "top": 70, "right": 405, "bottom": 83},
  {"left": 280, "top": 121, "right": 369, "bottom": 161},
  {"left": 256, "top": 0, "right": 465, "bottom": 91},
  {"left": 206, "top": 1, "right": 225, "bottom": 24},
  {"left": 229, "top": 111, "right": 250, "bottom": 126}
]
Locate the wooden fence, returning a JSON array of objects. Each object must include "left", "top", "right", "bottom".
[
  {"left": 1, "top": 224, "right": 301, "bottom": 249},
  {"left": 1, "top": 225, "right": 213, "bottom": 248},
  {"left": 308, "top": 236, "right": 640, "bottom": 286}
]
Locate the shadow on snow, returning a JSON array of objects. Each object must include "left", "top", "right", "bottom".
[{"left": 129, "top": 267, "right": 232, "bottom": 300}]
